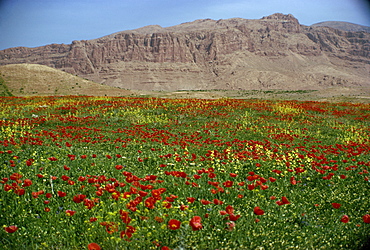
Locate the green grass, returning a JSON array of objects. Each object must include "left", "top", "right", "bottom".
[{"left": 0, "top": 96, "right": 369, "bottom": 250}]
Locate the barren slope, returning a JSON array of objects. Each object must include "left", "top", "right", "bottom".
[{"left": 0, "top": 64, "right": 133, "bottom": 96}]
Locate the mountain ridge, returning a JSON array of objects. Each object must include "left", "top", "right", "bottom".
[
  {"left": 311, "top": 21, "right": 370, "bottom": 32},
  {"left": 0, "top": 13, "right": 369, "bottom": 92}
]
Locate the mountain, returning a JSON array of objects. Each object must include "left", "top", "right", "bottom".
[
  {"left": 311, "top": 21, "right": 370, "bottom": 33},
  {"left": 0, "top": 13, "right": 369, "bottom": 92},
  {"left": 0, "top": 64, "right": 133, "bottom": 96}
]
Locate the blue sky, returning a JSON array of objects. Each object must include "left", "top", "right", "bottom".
[{"left": 0, "top": 0, "right": 369, "bottom": 50}]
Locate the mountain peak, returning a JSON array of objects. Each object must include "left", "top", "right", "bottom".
[{"left": 261, "top": 13, "right": 298, "bottom": 22}]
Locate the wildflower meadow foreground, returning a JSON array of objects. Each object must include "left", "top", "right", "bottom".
[{"left": 0, "top": 96, "right": 369, "bottom": 249}]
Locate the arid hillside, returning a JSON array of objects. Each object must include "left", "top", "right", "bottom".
[
  {"left": 0, "top": 64, "right": 132, "bottom": 96},
  {"left": 0, "top": 13, "right": 369, "bottom": 92}
]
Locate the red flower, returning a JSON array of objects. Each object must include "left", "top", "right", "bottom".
[
  {"left": 281, "top": 196, "right": 290, "bottom": 205},
  {"left": 201, "top": 199, "right": 211, "bottom": 205},
  {"left": 340, "top": 215, "right": 350, "bottom": 223},
  {"left": 87, "top": 243, "right": 101, "bottom": 250},
  {"left": 229, "top": 214, "right": 241, "bottom": 221},
  {"left": 145, "top": 197, "right": 156, "bottom": 209},
  {"left": 61, "top": 175, "right": 70, "bottom": 181},
  {"left": 4, "top": 225, "right": 18, "bottom": 233},
  {"left": 254, "top": 206, "right": 264, "bottom": 215},
  {"left": 73, "top": 194, "right": 86, "bottom": 203},
  {"left": 115, "top": 165, "right": 123, "bottom": 170},
  {"left": 57, "top": 191, "right": 67, "bottom": 197},
  {"left": 219, "top": 210, "right": 227, "bottom": 215},
  {"left": 331, "top": 203, "right": 341, "bottom": 209},
  {"left": 225, "top": 205, "right": 234, "bottom": 215},
  {"left": 14, "top": 188, "right": 25, "bottom": 196},
  {"left": 269, "top": 177, "right": 276, "bottom": 182},
  {"left": 22, "top": 179, "right": 32, "bottom": 187},
  {"left": 189, "top": 216, "right": 203, "bottom": 231},
  {"left": 120, "top": 225, "right": 136, "bottom": 239},
  {"left": 65, "top": 210, "right": 76, "bottom": 216},
  {"left": 223, "top": 180, "right": 233, "bottom": 187},
  {"left": 290, "top": 176, "right": 297, "bottom": 185},
  {"left": 78, "top": 176, "right": 86, "bottom": 182},
  {"left": 168, "top": 219, "right": 181, "bottom": 230},
  {"left": 363, "top": 214, "right": 370, "bottom": 224}
]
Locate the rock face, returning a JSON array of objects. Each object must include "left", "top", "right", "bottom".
[{"left": 0, "top": 13, "right": 369, "bottom": 91}]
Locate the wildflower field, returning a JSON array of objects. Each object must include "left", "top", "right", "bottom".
[{"left": 0, "top": 96, "right": 369, "bottom": 250}]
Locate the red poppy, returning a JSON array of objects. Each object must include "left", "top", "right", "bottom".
[
  {"left": 73, "top": 194, "right": 86, "bottom": 203},
  {"left": 225, "top": 205, "right": 234, "bottom": 215},
  {"left": 219, "top": 210, "right": 227, "bottom": 216},
  {"left": 87, "top": 242, "right": 101, "bottom": 250},
  {"left": 14, "top": 188, "right": 25, "bottom": 196},
  {"left": 254, "top": 206, "right": 265, "bottom": 215},
  {"left": 168, "top": 219, "right": 181, "bottom": 230},
  {"left": 120, "top": 225, "right": 135, "bottom": 239},
  {"left": 340, "top": 215, "right": 350, "bottom": 223},
  {"left": 331, "top": 203, "right": 341, "bottom": 209},
  {"left": 22, "top": 179, "right": 32, "bottom": 187},
  {"left": 290, "top": 176, "right": 297, "bottom": 185},
  {"left": 229, "top": 214, "right": 241, "bottom": 221},
  {"left": 57, "top": 191, "right": 67, "bottom": 197},
  {"left": 281, "top": 196, "right": 290, "bottom": 205},
  {"left": 145, "top": 197, "right": 156, "bottom": 209},
  {"left": 115, "top": 165, "right": 123, "bottom": 170},
  {"left": 65, "top": 210, "right": 76, "bottom": 216},
  {"left": 189, "top": 216, "right": 203, "bottom": 231},
  {"left": 223, "top": 180, "right": 233, "bottom": 187},
  {"left": 4, "top": 225, "right": 18, "bottom": 233},
  {"left": 363, "top": 214, "right": 370, "bottom": 224},
  {"left": 201, "top": 199, "right": 211, "bottom": 205},
  {"left": 269, "top": 177, "right": 276, "bottom": 182}
]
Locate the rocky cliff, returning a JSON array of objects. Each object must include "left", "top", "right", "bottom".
[{"left": 0, "top": 13, "right": 369, "bottom": 91}]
